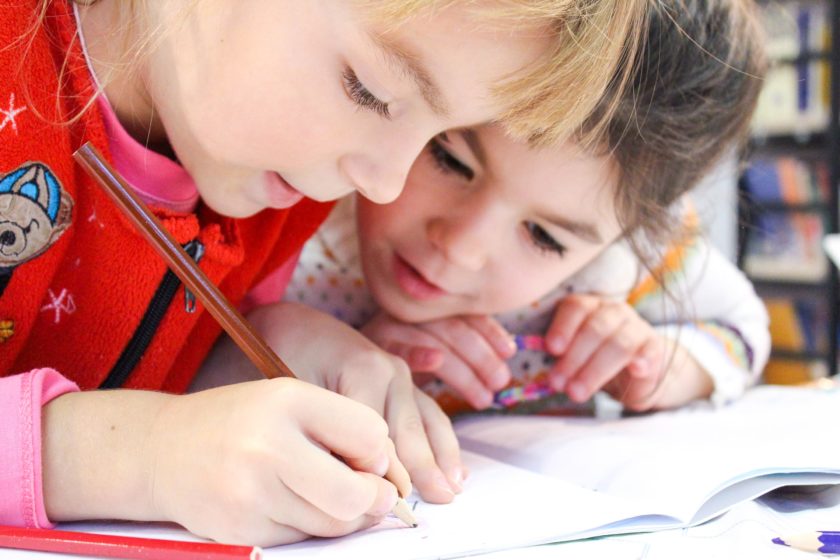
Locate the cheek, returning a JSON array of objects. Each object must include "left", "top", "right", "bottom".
[
  {"left": 186, "top": 82, "right": 335, "bottom": 169},
  {"left": 483, "top": 258, "right": 574, "bottom": 312}
]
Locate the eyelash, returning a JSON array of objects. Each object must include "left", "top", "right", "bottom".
[
  {"left": 429, "top": 139, "right": 566, "bottom": 258},
  {"left": 524, "top": 222, "right": 567, "bottom": 257},
  {"left": 342, "top": 67, "right": 390, "bottom": 119},
  {"left": 428, "top": 138, "right": 474, "bottom": 180}
]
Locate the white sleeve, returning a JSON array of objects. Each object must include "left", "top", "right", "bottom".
[{"left": 632, "top": 234, "right": 770, "bottom": 405}]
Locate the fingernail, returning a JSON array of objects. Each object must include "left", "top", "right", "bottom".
[
  {"left": 475, "top": 391, "right": 494, "bottom": 410},
  {"left": 568, "top": 381, "right": 588, "bottom": 402},
  {"left": 551, "top": 374, "right": 566, "bottom": 391},
  {"left": 493, "top": 365, "right": 511, "bottom": 390},
  {"left": 446, "top": 467, "right": 464, "bottom": 493},
  {"left": 505, "top": 335, "right": 517, "bottom": 355},
  {"left": 371, "top": 453, "right": 389, "bottom": 477},
  {"left": 547, "top": 335, "right": 566, "bottom": 354},
  {"left": 434, "top": 473, "right": 456, "bottom": 497}
]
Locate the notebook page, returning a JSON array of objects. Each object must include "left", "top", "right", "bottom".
[{"left": 456, "top": 385, "right": 840, "bottom": 522}]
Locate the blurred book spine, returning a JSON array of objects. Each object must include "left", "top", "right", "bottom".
[
  {"left": 752, "top": 1, "right": 830, "bottom": 137},
  {"left": 741, "top": 157, "right": 829, "bottom": 281}
]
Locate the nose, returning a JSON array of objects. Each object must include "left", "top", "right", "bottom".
[
  {"left": 427, "top": 210, "right": 493, "bottom": 272},
  {"left": 339, "top": 130, "right": 429, "bottom": 204},
  {"left": 0, "top": 230, "right": 16, "bottom": 246}
]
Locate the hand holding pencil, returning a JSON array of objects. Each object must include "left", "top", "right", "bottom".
[{"left": 67, "top": 143, "right": 441, "bottom": 547}]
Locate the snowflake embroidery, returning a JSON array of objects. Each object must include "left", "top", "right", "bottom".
[
  {"left": 0, "top": 93, "right": 27, "bottom": 135},
  {"left": 41, "top": 288, "right": 77, "bottom": 324}
]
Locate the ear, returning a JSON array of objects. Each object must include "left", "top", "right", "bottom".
[{"left": 49, "top": 190, "right": 75, "bottom": 241}]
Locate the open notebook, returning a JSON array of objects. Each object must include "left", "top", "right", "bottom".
[{"left": 37, "top": 385, "right": 840, "bottom": 560}]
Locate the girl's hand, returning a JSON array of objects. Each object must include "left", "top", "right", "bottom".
[
  {"left": 362, "top": 312, "right": 516, "bottom": 410},
  {"left": 545, "top": 294, "right": 712, "bottom": 411},
  {"left": 151, "top": 380, "right": 405, "bottom": 545},
  {"left": 43, "top": 382, "right": 403, "bottom": 547},
  {"left": 246, "top": 303, "right": 464, "bottom": 502}
]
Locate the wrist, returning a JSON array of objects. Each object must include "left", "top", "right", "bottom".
[{"left": 43, "top": 389, "right": 174, "bottom": 523}]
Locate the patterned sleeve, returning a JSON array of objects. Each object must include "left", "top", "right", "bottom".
[{"left": 626, "top": 208, "right": 770, "bottom": 405}]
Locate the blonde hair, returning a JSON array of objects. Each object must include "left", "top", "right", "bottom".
[
  {"left": 27, "top": 0, "right": 647, "bottom": 146},
  {"left": 374, "top": 1, "right": 649, "bottom": 147}
]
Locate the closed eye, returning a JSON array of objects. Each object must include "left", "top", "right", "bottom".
[
  {"left": 428, "top": 138, "right": 474, "bottom": 180},
  {"left": 524, "top": 221, "right": 566, "bottom": 257},
  {"left": 342, "top": 67, "right": 390, "bottom": 119}
]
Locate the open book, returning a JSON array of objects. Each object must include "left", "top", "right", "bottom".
[{"left": 42, "top": 385, "right": 840, "bottom": 560}]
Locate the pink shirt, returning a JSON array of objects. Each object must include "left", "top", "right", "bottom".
[{"left": 97, "top": 95, "right": 200, "bottom": 214}]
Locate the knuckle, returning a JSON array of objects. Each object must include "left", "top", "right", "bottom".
[
  {"left": 585, "top": 314, "right": 615, "bottom": 338},
  {"left": 398, "top": 411, "right": 427, "bottom": 436},
  {"left": 316, "top": 517, "right": 357, "bottom": 537},
  {"left": 608, "top": 334, "right": 637, "bottom": 356},
  {"left": 345, "top": 348, "right": 401, "bottom": 380}
]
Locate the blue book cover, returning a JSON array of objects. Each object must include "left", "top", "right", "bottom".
[
  {"left": 744, "top": 159, "right": 783, "bottom": 202},
  {"left": 796, "top": 8, "right": 810, "bottom": 112}
]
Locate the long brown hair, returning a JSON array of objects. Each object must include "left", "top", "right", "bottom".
[{"left": 589, "top": 0, "right": 767, "bottom": 253}]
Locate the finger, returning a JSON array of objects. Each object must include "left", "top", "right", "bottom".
[
  {"left": 267, "top": 475, "right": 386, "bottom": 541},
  {"left": 288, "top": 386, "right": 405, "bottom": 520},
  {"left": 414, "top": 388, "right": 464, "bottom": 493},
  {"left": 564, "top": 318, "right": 649, "bottom": 402},
  {"left": 545, "top": 294, "right": 601, "bottom": 354},
  {"left": 385, "top": 372, "right": 456, "bottom": 504},
  {"left": 420, "top": 318, "right": 510, "bottom": 391},
  {"left": 381, "top": 436, "right": 412, "bottom": 499},
  {"left": 281, "top": 430, "right": 398, "bottom": 522},
  {"left": 462, "top": 315, "right": 517, "bottom": 358},
  {"left": 432, "top": 350, "right": 495, "bottom": 409},
  {"left": 550, "top": 304, "right": 625, "bottom": 391},
  {"left": 619, "top": 338, "right": 670, "bottom": 411},
  {"left": 380, "top": 340, "right": 445, "bottom": 372},
  {"left": 331, "top": 355, "right": 415, "bottom": 489}
]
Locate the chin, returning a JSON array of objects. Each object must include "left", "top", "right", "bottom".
[
  {"left": 201, "top": 194, "right": 263, "bottom": 219},
  {"left": 378, "top": 295, "right": 448, "bottom": 324}
]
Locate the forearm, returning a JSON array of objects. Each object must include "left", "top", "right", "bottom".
[{"left": 42, "top": 389, "right": 173, "bottom": 522}]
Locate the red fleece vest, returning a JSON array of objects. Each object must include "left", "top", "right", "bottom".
[{"left": 0, "top": 1, "right": 333, "bottom": 392}]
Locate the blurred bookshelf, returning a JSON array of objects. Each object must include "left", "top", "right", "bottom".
[{"left": 737, "top": 0, "right": 840, "bottom": 382}]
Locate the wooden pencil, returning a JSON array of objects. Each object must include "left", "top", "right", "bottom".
[
  {"left": 0, "top": 525, "right": 261, "bottom": 560},
  {"left": 73, "top": 142, "right": 417, "bottom": 529}
]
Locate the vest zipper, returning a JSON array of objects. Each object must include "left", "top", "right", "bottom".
[{"left": 99, "top": 240, "right": 205, "bottom": 389}]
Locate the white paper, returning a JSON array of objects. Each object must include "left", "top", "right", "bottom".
[{"left": 9, "top": 385, "right": 840, "bottom": 560}]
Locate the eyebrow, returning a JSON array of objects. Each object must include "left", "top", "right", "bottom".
[
  {"left": 542, "top": 213, "right": 603, "bottom": 244},
  {"left": 369, "top": 32, "right": 450, "bottom": 117}
]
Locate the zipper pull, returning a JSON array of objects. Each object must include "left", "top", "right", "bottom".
[{"left": 183, "top": 239, "right": 206, "bottom": 313}]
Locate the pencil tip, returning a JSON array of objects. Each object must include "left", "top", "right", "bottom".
[
  {"left": 771, "top": 537, "right": 787, "bottom": 546},
  {"left": 391, "top": 497, "right": 418, "bottom": 528}
]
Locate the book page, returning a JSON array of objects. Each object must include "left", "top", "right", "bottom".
[
  {"left": 11, "top": 386, "right": 838, "bottom": 560},
  {"left": 456, "top": 385, "right": 840, "bottom": 521},
  {"left": 44, "top": 452, "right": 649, "bottom": 560}
]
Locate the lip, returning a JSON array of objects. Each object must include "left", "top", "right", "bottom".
[
  {"left": 264, "top": 172, "right": 304, "bottom": 209},
  {"left": 392, "top": 254, "right": 448, "bottom": 301}
]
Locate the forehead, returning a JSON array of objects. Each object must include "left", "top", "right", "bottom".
[
  {"left": 369, "top": 4, "right": 551, "bottom": 125},
  {"left": 480, "top": 126, "right": 621, "bottom": 230}
]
